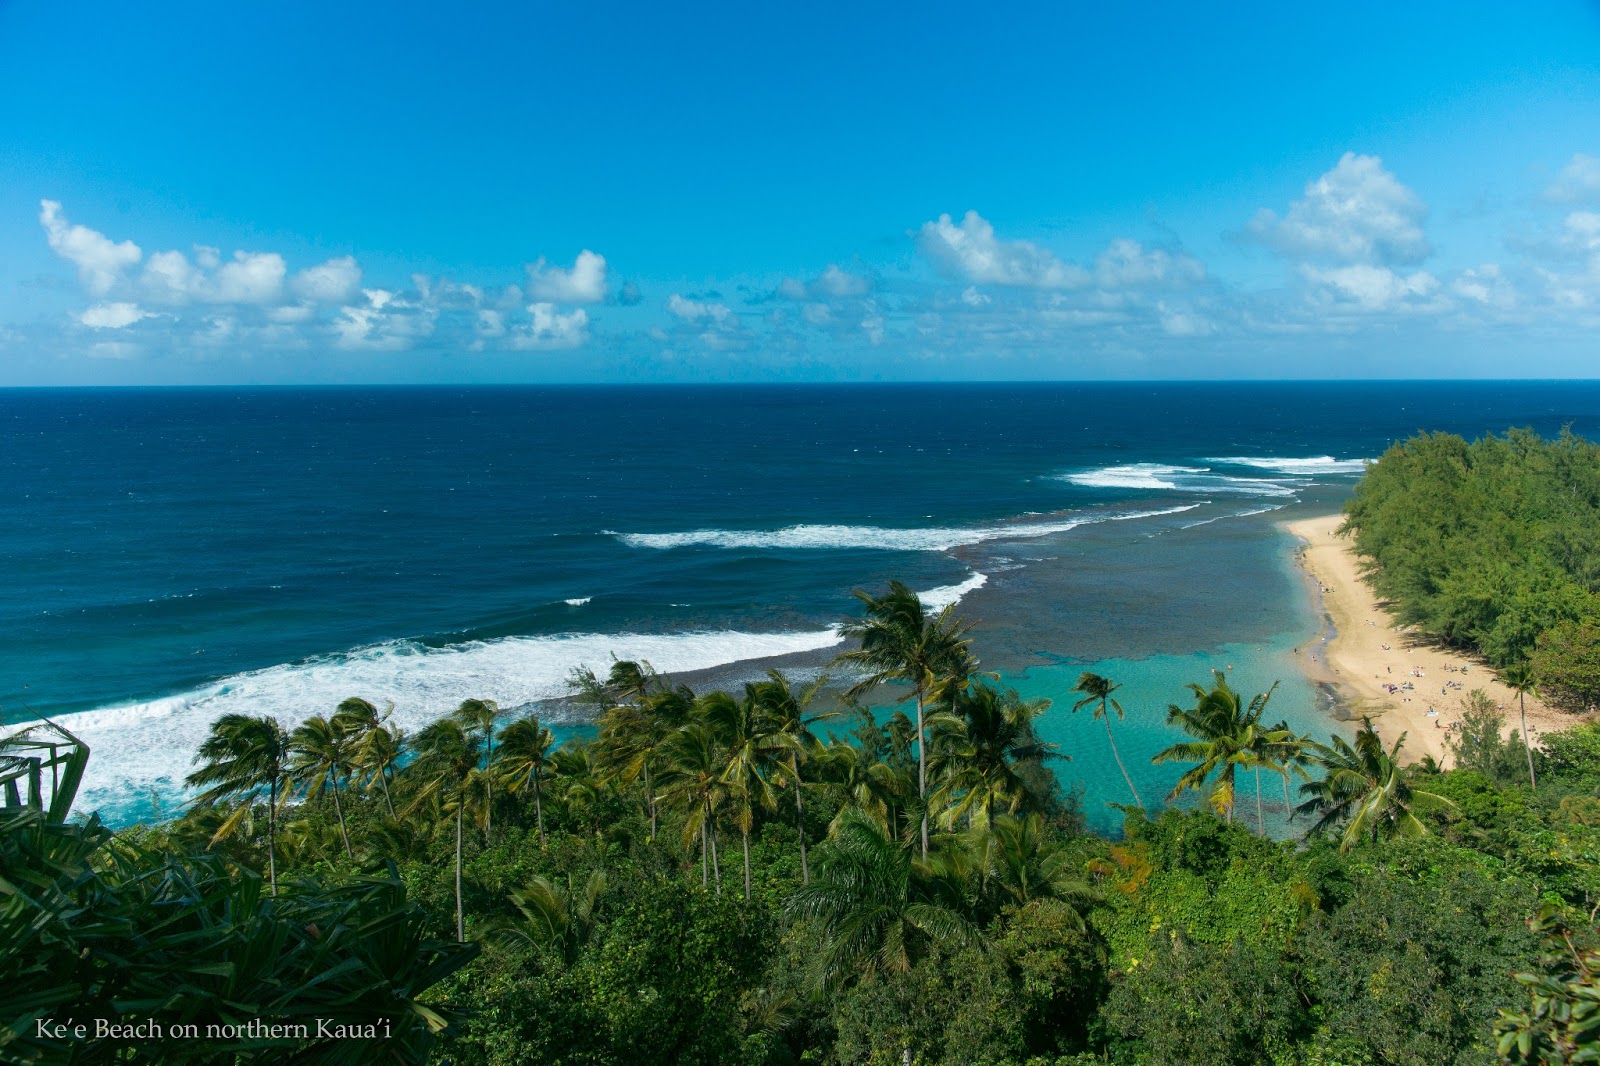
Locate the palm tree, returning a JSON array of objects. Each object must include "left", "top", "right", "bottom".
[
  {"left": 1071, "top": 672, "right": 1143, "bottom": 810},
  {"left": 815, "top": 731, "right": 916, "bottom": 842},
  {"left": 656, "top": 719, "right": 729, "bottom": 889},
  {"left": 786, "top": 807, "right": 980, "bottom": 992},
  {"left": 1295, "top": 719, "right": 1456, "bottom": 851},
  {"left": 287, "top": 714, "right": 357, "bottom": 858},
  {"left": 835, "top": 580, "right": 975, "bottom": 858},
  {"left": 403, "top": 719, "right": 486, "bottom": 942},
  {"left": 359, "top": 722, "right": 406, "bottom": 818},
  {"left": 1152, "top": 671, "right": 1276, "bottom": 824},
  {"left": 1499, "top": 663, "right": 1540, "bottom": 792},
  {"left": 718, "top": 685, "right": 796, "bottom": 898},
  {"left": 1260, "top": 717, "right": 1312, "bottom": 825},
  {"left": 969, "top": 812, "right": 1100, "bottom": 918},
  {"left": 497, "top": 871, "right": 608, "bottom": 966},
  {"left": 570, "top": 657, "right": 661, "bottom": 710},
  {"left": 593, "top": 682, "right": 695, "bottom": 840},
  {"left": 331, "top": 697, "right": 399, "bottom": 817},
  {"left": 186, "top": 713, "right": 292, "bottom": 893},
  {"left": 550, "top": 742, "right": 609, "bottom": 841},
  {"left": 744, "top": 671, "right": 833, "bottom": 885},
  {"left": 451, "top": 698, "right": 500, "bottom": 837},
  {"left": 498, "top": 714, "right": 556, "bottom": 845},
  {"left": 930, "top": 683, "right": 1060, "bottom": 829}
]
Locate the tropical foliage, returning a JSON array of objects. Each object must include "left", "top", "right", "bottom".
[
  {"left": 8, "top": 574, "right": 1599, "bottom": 1064},
  {"left": 1342, "top": 427, "right": 1600, "bottom": 703}
]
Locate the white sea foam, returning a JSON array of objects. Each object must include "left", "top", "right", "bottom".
[
  {"left": 47, "top": 562, "right": 1002, "bottom": 820},
  {"left": 1179, "top": 503, "right": 1286, "bottom": 530},
  {"left": 52, "top": 626, "right": 847, "bottom": 819},
  {"left": 1062, "top": 464, "right": 1299, "bottom": 497},
  {"left": 563, "top": 597, "right": 592, "bottom": 606},
  {"left": 1206, "top": 455, "right": 1371, "bottom": 475},
  {"left": 1064, "top": 463, "right": 1208, "bottom": 490},
  {"left": 612, "top": 505, "right": 1200, "bottom": 553},
  {"left": 919, "top": 572, "right": 988, "bottom": 611}
]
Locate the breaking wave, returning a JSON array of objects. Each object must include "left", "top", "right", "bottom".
[{"left": 612, "top": 505, "right": 1201, "bottom": 552}]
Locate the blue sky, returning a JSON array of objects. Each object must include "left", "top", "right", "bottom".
[{"left": 3, "top": 1, "right": 1599, "bottom": 384}]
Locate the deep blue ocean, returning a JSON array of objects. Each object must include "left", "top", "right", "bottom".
[{"left": 7, "top": 381, "right": 1600, "bottom": 830}]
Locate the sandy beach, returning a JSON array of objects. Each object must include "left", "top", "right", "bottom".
[{"left": 1283, "top": 513, "right": 1574, "bottom": 765}]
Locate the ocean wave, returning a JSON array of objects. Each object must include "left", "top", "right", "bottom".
[
  {"left": 46, "top": 564, "right": 998, "bottom": 822},
  {"left": 1178, "top": 503, "right": 1287, "bottom": 530},
  {"left": 919, "top": 572, "right": 988, "bottom": 611},
  {"left": 1063, "top": 464, "right": 1299, "bottom": 497},
  {"left": 611, "top": 505, "right": 1200, "bottom": 553},
  {"left": 1206, "top": 455, "right": 1370, "bottom": 475},
  {"left": 563, "top": 597, "right": 592, "bottom": 606},
  {"left": 51, "top": 627, "right": 846, "bottom": 821},
  {"left": 1063, "top": 463, "right": 1208, "bottom": 490}
]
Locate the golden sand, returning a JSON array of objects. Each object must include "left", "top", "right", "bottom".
[{"left": 1282, "top": 513, "right": 1574, "bottom": 765}]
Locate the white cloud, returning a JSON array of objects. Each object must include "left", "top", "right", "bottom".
[
  {"left": 1546, "top": 153, "right": 1600, "bottom": 204},
  {"left": 80, "top": 302, "right": 152, "bottom": 329},
  {"left": 267, "top": 303, "right": 316, "bottom": 323},
  {"left": 860, "top": 303, "right": 885, "bottom": 346},
  {"left": 214, "top": 251, "right": 286, "bottom": 303},
  {"left": 1157, "top": 303, "right": 1213, "bottom": 337},
  {"left": 509, "top": 303, "right": 590, "bottom": 350},
  {"left": 291, "top": 256, "right": 362, "bottom": 303},
  {"left": 1451, "top": 264, "right": 1517, "bottom": 308},
  {"left": 1523, "top": 211, "right": 1600, "bottom": 308},
  {"left": 141, "top": 250, "right": 206, "bottom": 304},
  {"left": 138, "top": 246, "right": 291, "bottom": 305},
  {"left": 1247, "top": 153, "right": 1430, "bottom": 265},
  {"left": 918, "top": 210, "right": 1089, "bottom": 288},
  {"left": 39, "top": 200, "right": 142, "bottom": 295},
  {"left": 961, "top": 286, "right": 990, "bottom": 307},
  {"left": 332, "top": 288, "right": 436, "bottom": 351},
  {"left": 476, "top": 309, "right": 507, "bottom": 339},
  {"left": 1094, "top": 239, "right": 1205, "bottom": 286},
  {"left": 526, "top": 250, "right": 608, "bottom": 304},
  {"left": 666, "top": 293, "right": 734, "bottom": 325},
  {"left": 1301, "top": 264, "right": 1441, "bottom": 311},
  {"left": 780, "top": 264, "right": 871, "bottom": 299}
]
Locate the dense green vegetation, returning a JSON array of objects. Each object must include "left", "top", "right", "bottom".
[
  {"left": 1342, "top": 427, "right": 1600, "bottom": 710},
  {"left": 6, "top": 580, "right": 1600, "bottom": 1063}
]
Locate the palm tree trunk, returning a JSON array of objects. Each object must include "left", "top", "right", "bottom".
[
  {"left": 1255, "top": 767, "right": 1265, "bottom": 835},
  {"left": 915, "top": 688, "right": 928, "bottom": 860},
  {"left": 792, "top": 753, "right": 809, "bottom": 885},
  {"left": 742, "top": 827, "right": 752, "bottom": 899},
  {"left": 700, "top": 822, "right": 708, "bottom": 887},
  {"left": 709, "top": 812, "right": 722, "bottom": 892},
  {"left": 484, "top": 732, "right": 493, "bottom": 837},
  {"left": 1520, "top": 693, "right": 1538, "bottom": 792},
  {"left": 332, "top": 774, "right": 352, "bottom": 858},
  {"left": 1282, "top": 774, "right": 1293, "bottom": 822},
  {"left": 454, "top": 802, "right": 465, "bottom": 943},
  {"left": 1103, "top": 711, "right": 1144, "bottom": 809},
  {"left": 534, "top": 772, "right": 545, "bottom": 846},
  {"left": 267, "top": 778, "right": 278, "bottom": 895},
  {"left": 379, "top": 766, "right": 396, "bottom": 819},
  {"left": 644, "top": 761, "right": 657, "bottom": 840}
]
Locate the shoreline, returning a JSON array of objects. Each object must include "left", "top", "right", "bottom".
[{"left": 1281, "top": 512, "right": 1573, "bottom": 764}]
